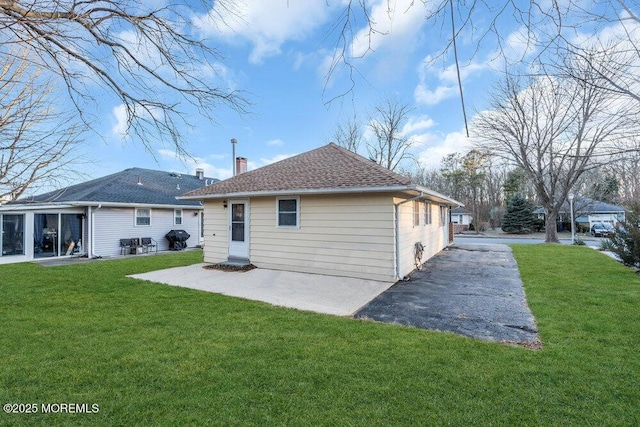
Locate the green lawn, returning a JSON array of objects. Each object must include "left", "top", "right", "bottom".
[{"left": 1, "top": 246, "right": 638, "bottom": 426}]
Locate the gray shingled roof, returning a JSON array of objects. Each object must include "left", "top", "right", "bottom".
[
  {"left": 13, "top": 168, "right": 217, "bottom": 207},
  {"left": 451, "top": 206, "right": 472, "bottom": 214},
  {"left": 183, "top": 143, "right": 417, "bottom": 198}
]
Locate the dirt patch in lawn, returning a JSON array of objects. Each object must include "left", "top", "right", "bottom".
[{"left": 203, "top": 263, "right": 257, "bottom": 273}]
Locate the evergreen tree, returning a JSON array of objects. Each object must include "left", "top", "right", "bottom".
[
  {"left": 503, "top": 168, "right": 528, "bottom": 201},
  {"left": 608, "top": 203, "right": 640, "bottom": 269},
  {"left": 502, "top": 193, "right": 535, "bottom": 234}
]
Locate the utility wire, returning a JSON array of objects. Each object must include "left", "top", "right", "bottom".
[{"left": 450, "top": 0, "right": 470, "bottom": 137}]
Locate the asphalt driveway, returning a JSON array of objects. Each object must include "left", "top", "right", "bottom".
[{"left": 354, "top": 243, "right": 539, "bottom": 345}]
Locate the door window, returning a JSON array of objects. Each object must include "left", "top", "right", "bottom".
[{"left": 231, "top": 203, "right": 245, "bottom": 242}]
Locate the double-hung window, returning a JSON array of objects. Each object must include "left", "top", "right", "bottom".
[
  {"left": 413, "top": 200, "right": 420, "bottom": 226},
  {"left": 174, "top": 209, "right": 183, "bottom": 225},
  {"left": 135, "top": 208, "right": 151, "bottom": 226},
  {"left": 424, "top": 201, "right": 432, "bottom": 225},
  {"left": 277, "top": 197, "right": 299, "bottom": 228}
]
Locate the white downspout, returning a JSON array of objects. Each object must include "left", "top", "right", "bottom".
[
  {"left": 86, "top": 206, "right": 92, "bottom": 258},
  {"left": 91, "top": 204, "right": 101, "bottom": 258},
  {"left": 394, "top": 192, "right": 423, "bottom": 280}
]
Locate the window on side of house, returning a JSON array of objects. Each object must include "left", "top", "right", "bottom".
[
  {"left": 277, "top": 197, "right": 299, "bottom": 228},
  {"left": 1, "top": 214, "right": 25, "bottom": 256},
  {"left": 440, "top": 206, "right": 447, "bottom": 226},
  {"left": 424, "top": 201, "right": 432, "bottom": 225},
  {"left": 135, "top": 208, "right": 151, "bottom": 226},
  {"left": 413, "top": 200, "right": 420, "bottom": 226},
  {"left": 174, "top": 209, "right": 183, "bottom": 225}
]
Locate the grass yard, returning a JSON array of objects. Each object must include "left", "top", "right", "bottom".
[{"left": 1, "top": 246, "right": 639, "bottom": 426}]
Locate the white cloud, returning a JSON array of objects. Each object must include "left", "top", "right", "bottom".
[
  {"left": 157, "top": 149, "right": 233, "bottom": 180},
  {"left": 414, "top": 84, "right": 457, "bottom": 106},
  {"left": 155, "top": 148, "right": 298, "bottom": 180},
  {"left": 415, "top": 130, "right": 474, "bottom": 169},
  {"left": 349, "top": 0, "right": 429, "bottom": 58},
  {"left": 111, "top": 104, "right": 129, "bottom": 139},
  {"left": 266, "top": 139, "right": 284, "bottom": 147},
  {"left": 194, "top": 1, "right": 336, "bottom": 64},
  {"left": 259, "top": 153, "right": 296, "bottom": 165},
  {"left": 414, "top": 53, "right": 490, "bottom": 107},
  {"left": 319, "top": 0, "right": 432, "bottom": 86}
]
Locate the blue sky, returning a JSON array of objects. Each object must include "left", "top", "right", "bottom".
[{"left": 53, "top": 0, "right": 630, "bottom": 189}]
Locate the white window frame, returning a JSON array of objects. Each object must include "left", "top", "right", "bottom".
[
  {"left": 135, "top": 208, "right": 151, "bottom": 227},
  {"left": 413, "top": 200, "right": 420, "bottom": 227},
  {"left": 424, "top": 201, "right": 432, "bottom": 225},
  {"left": 276, "top": 197, "right": 300, "bottom": 228},
  {"left": 440, "top": 205, "right": 447, "bottom": 226},
  {"left": 174, "top": 209, "right": 183, "bottom": 225}
]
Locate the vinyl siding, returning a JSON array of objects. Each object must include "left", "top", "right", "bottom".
[
  {"left": 92, "top": 207, "right": 201, "bottom": 257},
  {"left": 395, "top": 197, "right": 449, "bottom": 278},
  {"left": 202, "top": 201, "right": 229, "bottom": 264},
  {"left": 249, "top": 194, "right": 396, "bottom": 282}
]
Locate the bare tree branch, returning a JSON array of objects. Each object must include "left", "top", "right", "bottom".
[
  {"left": 367, "top": 98, "right": 415, "bottom": 171},
  {"left": 333, "top": 114, "right": 364, "bottom": 153},
  {"left": 0, "top": 48, "right": 85, "bottom": 200},
  {"left": 0, "top": 0, "right": 248, "bottom": 154}
]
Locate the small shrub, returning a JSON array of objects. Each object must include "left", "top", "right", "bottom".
[
  {"left": 599, "top": 239, "right": 614, "bottom": 251},
  {"left": 573, "top": 237, "right": 586, "bottom": 246}
]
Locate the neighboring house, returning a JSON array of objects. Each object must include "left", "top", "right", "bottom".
[
  {"left": 0, "top": 168, "right": 217, "bottom": 265},
  {"left": 181, "top": 143, "right": 462, "bottom": 282},
  {"left": 533, "top": 197, "right": 626, "bottom": 231},
  {"left": 451, "top": 207, "right": 473, "bottom": 233}
]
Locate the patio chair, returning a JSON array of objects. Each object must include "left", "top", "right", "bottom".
[
  {"left": 119, "top": 239, "right": 132, "bottom": 255},
  {"left": 141, "top": 237, "right": 157, "bottom": 254},
  {"left": 130, "top": 238, "right": 142, "bottom": 254}
]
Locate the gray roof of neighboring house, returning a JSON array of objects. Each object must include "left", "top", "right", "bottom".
[
  {"left": 451, "top": 207, "right": 472, "bottom": 214},
  {"left": 10, "top": 168, "right": 217, "bottom": 207},
  {"left": 182, "top": 143, "right": 462, "bottom": 206},
  {"left": 532, "top": 197, "right": 625, "bottom": 215}
]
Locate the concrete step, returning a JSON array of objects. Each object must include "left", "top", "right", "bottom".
[{"left": 220, "top": 257, "right": 251, "bottom": 267}]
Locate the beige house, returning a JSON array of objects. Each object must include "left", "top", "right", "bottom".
[{"left": 181, "top": 143, "right": 461, "bottom": 282}]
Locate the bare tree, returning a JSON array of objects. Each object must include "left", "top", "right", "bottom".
[
  {"left": 474, "top": 49, "right": 639, "bottom": 243},
  {"left": 367, "top": 98, "right": 414, "bottom": 171},
  {"left": 327, "top": 1, "right": 640, "bottom": 127},
  {"left": 333, "top": 115, "right": 364, "bottom": 153},
  {"left": 1, "top": 51, "right": 84, "bottom": 201},
  {"left": 612, "top": 147, "right": 640, "bottom": 204},
  {"left": 0, "top": 0, "right": 247, "bottom": 154}
]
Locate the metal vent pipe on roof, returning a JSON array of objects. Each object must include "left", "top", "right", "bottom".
[{"left": 231, "top": 138, "right": 237, "bottom": 176}]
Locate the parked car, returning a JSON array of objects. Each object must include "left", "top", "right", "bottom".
[{"left": 590, "top": 223, "right": 615, "bottom": 237}]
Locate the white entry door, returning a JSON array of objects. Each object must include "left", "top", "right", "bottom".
[{"left": 228, "top": 200, "right": 249, "bottom": 258}]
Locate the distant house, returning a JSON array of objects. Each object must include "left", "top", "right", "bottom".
[
  {"left": 0, "top": 168, "right": 217, "bottom": 265},
  {"left": 533, "top": 197, "right": 626, "bottom": 231},
  {"left": 181, "top": 143, "right": 461, "bottom": 282},
  {"left": 451, "top": 207, "right": 473, "bottom": 233}
]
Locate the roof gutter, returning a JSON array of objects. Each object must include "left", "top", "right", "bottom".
[
  {"left": 0, "top": 201, "right": 203, "bottom": 211},
  {"left": 180, "top": 185, "right": 463, "bottom": 207}
]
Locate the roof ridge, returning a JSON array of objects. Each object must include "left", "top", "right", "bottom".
[{"left": 326, "top": 142, "right": 413, "bottom": 185}]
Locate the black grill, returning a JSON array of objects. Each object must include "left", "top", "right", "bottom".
[{"left": 165, "top": 229, "right": 190, "bottom": 250}]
